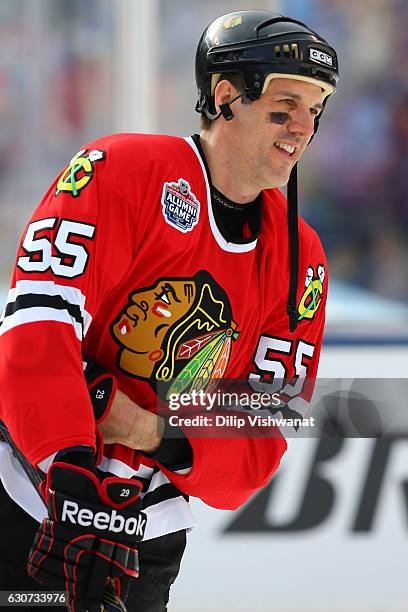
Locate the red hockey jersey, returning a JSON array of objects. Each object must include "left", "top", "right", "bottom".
[{"left": 0, "top": 134, "right": 327, "bottom": 539}]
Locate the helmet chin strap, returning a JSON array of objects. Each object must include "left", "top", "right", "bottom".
[{"left": 286, "top": 164, "right": 299, "bottom": 333}]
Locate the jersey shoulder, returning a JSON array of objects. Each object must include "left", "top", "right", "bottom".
[
  {"left": 40, "top": 133, "right": 199, "bottom": 220},
  {"left": 82, "top": 133, "right": 197, "bottom": 178}
]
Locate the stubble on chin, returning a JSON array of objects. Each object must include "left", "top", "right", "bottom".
[{"left": 262, "top": 159, "right": 293, "bottom": 189}]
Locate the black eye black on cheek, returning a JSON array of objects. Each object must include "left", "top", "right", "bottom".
[{"left": 267, "top": 112, "right": 291, "bottom": 125}]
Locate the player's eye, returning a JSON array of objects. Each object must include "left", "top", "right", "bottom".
[
  {"left": 279, "top": 98, "right": 296, "bottom": 107},
  {"left": 310, "top": 107, "right": 321, "bottom": 116}
]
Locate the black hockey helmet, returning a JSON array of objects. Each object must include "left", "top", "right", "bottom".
[{"left": 195, "top": 9, "right": 338, "bottom": 128}]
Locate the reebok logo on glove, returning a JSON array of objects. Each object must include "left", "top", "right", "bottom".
[{"left": 61, "top": 500, "right": 146, "bottom": 537}]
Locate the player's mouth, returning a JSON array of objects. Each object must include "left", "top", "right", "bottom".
[
  {"left": 119, "top": 318, "right": 131, "bottom": 335},
  {"left": 273, "top": 140, "right": 297, "bottom": 158},
  {"left": 152, "top": 302, "right": 171, "bottom": 318}
]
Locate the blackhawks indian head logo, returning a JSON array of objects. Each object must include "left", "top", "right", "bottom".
[
  {"left": 110, "top": 271, "right": 239, "bottom": 397},
  {"left": 297, "top": 264, "right": 325, "bottom": 322}
]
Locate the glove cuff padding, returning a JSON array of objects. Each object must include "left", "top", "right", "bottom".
[
  {"left": 47, "top": 462, "right": 146, "bottom": 542},
  {"left": 83, "top": 358, "right": 117, "bottom": 424}
]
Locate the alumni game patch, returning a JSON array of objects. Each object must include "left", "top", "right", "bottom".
[{"left": 161, "top": 178, "right": 200, "bottom": 233}]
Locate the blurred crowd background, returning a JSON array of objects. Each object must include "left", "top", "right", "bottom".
[{"left": 1, "top": 0, "right": 407, "bottom": 309}]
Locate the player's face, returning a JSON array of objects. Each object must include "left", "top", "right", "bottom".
[
  {"left": 230, "top": 78, "right": 325, "bottom": 189},
  {"left": 112, "top": 279, "right": 196, "bottom": 355}
]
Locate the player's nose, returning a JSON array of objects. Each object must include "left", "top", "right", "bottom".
[{"left": 287, "top": 108, "right": 315, "bottom": 139}]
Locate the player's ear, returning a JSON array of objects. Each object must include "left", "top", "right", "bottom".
[{"left": 214, "top": 80, "right": 235, "bottom": 113}]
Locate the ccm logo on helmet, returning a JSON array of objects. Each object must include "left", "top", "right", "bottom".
[
  {"left": 61, "top": 500, "right": 146, "bottom": 537},
  {"left": 309, "top": 48, "right": 333, "bottom": 67}
]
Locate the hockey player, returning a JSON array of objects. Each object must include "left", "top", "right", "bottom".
[{"left": 0, "top": 10, "right": 338, "bottom": 612}]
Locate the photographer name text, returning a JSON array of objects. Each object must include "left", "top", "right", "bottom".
[{"left": 168, "top": 414, "right": 315, "bottom": 429}]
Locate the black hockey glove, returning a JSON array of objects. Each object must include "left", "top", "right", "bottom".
[{"left": 27, "top": 450, "right": 146, "bottom": 612}]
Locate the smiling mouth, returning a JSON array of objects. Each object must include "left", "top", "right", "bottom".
[{"left": 274, "top": 141, "right": 296, "bottom": 157}]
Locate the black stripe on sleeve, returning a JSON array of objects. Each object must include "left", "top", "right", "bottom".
[
  {"left": 4, "top": 294, "right": 83, "bottom": 327},
  {"left": 131, "top": 476, "right": 154, "bottom": 494},
  {"left": 142, "top": 483, "right": 189, "bottom": 509}
]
